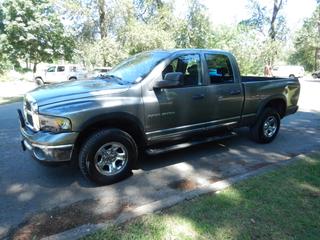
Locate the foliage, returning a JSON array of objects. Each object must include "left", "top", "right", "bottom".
[
  {"left": 242, "top": 0, "right": 288, "bottom": 41},
  {"left": 120, "top": 21, "right": 175, "bottom": 55},
  {"left": 0, "top": 0, "right": 315, "bottom": 75},
  {"left": 289, "top": 7, "right": 320, "bottom": 72},
  {"left": 0, "top": 0, "right": 75, "bottom": 72},
  {"left": 241, "top": 0, "right": 288, "bottom": 65},
  {"left": 174, "top": 0, "right": 213, "bottom": 48},
  {"left": 76, "top": 37, "right": 128, "bottom": 68}
]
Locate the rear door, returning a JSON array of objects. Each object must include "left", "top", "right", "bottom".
[
  {"left": 55, "top": 66, "right": 68, "bottom": 82},
  {"left": 204, "top": 53, "right": 244, "bottom": 126}
]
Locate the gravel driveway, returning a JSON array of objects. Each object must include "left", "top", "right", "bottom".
[{"left": 0, "top": 78, "right": 319, "bottom": 238}]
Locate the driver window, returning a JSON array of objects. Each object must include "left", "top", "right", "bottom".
[
  {"left": 47, "top": 66, "right": 56, "bottom": 72},
  {"left": 162, "top": 54, "right": 202, "bottom": 87}
]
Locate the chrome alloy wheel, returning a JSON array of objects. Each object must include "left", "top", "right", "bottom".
[
  {"left": 263, "top": 116, "right": 278, "bottom": 138},
  {"left": 94, "top": 142, "right": 128, "bottom": 176}
]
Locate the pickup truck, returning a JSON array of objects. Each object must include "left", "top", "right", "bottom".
[{"left": 18, "top": 49, "right": 300, "bottom": 185}]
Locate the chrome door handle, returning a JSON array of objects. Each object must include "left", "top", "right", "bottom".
[
  {"left": 229, "top": 90, "right": 241, "bottom": 95},
  {"left": 192, "top": 94, "right": 205, "bottom": 100}
]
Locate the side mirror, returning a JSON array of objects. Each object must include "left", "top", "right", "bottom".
[{"left": 154, "top": 72, "right": 183, "bottom": 89}]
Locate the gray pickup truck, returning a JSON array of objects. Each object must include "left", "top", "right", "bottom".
[{"left": 18, "top": 49, "right": 300, "bottom": 184}]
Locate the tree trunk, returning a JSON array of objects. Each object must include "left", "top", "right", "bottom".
[
  {"left": 98, "top": 0, "right": 107, "bottom": 66},
  {"left": 315, "top": 48, "right": 320, "bottom": 71},
  {"left": 98, "top": 0, "right": 107, "bottom": 39},
  {"left": 317, "top": 9, "right": 320, "bottom": 71},
  {"left": 269, "top": 0, "right": 283, "bottom": 40},
  {"left": 33, "top": 62, "right": 37, "bottom": 73}
]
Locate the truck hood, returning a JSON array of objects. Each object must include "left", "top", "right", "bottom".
[{"left": 28, "top": 79, "right": 130, "bottom": 106}]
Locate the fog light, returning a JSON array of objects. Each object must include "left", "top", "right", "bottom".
[{"left": 33, "top": 147, "right": 46, "bottom": 160}]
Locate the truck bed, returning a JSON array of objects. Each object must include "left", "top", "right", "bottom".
[{"left": 240, "top": 75, "right": 300, "bottom": 119}]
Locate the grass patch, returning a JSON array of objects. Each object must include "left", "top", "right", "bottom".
[
  {"left": 0, "top": 96, "right": 23, "bottom": 105},
  {"left": 85, "top": 154, "right": 320, "bottom": 240}
]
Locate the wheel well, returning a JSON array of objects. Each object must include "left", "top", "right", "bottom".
[
  {"left": 264, "top": 99, "right": 286, "bottom": 118},
  {"left": 74, "top": 118, "right": 146, "bottom": 154},
  {"left": 69, "top": 77, "right": 77, "bottom": 80}
]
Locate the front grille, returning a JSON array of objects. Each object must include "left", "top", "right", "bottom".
[
  {"left": 24, "top": 99, "right": 35, "bottom": 129},
  {"left": 26, "top": 113, "right": 34, "bottom": 126},
  {"left": 25, "top": 101, "right": 31, "bottom": 111}
]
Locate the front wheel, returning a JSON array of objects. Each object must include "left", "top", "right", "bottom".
[
  {"left": 35, "top": 77, "right": 44, "bottom": 86},
  {"left": 250, "top": 108, "right": 281, "bottom": 144},
  {"left": 79, "top": 129, "right": 138, "bottom": 185}
]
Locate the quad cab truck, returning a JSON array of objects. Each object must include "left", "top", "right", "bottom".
[{"left": 18, "top": 49, "right": 300, "bottom": 185}]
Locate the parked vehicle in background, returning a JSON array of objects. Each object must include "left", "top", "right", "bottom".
[
  {"left": 34, "top": 64, "right": 88, "bottom": 85},
  {"left": 272, "top": 65, "right": 304, "bottom": 78},
  {"left": 19, "top": 49, "right": 300, "bottom": 185},
  {"left": 88, "top": 67, "right": 112, "bottom": 78},
  {"left": 311, "top": 70, "right": 320, "bottom": 79}
]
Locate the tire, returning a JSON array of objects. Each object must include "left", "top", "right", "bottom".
[
  {"left": 250, "top": 108, "right": 281, "bottom": 144},
  {"left": 35, "top": 77, "right": 44, "bottom": 86},
  {"left": 289, "top": 74, "right": 295, "bottom": 79},
  {"left": 79, "top": 128, "right": 138, "bottom": 185},
  {"left": 69, "top": 77, "right": 77, "bottom": 81},
  {"left": 312, "top": 73, "right": 318, "bottom": 79}
]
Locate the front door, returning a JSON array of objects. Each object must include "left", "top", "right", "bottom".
[
  {"left": 45, "top": 66, "right": 57, "bottom": 83},
  {"left": 144, "top": 54, "right": 209, "bottom": 142}
]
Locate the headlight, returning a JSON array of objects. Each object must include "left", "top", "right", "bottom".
[{"left": 39, "top": 115, "right": 72, "bottom": 133}]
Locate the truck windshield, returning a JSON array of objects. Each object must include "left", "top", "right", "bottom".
[{"left": 105, "top": 52, "right": 170, "bottom": 84}]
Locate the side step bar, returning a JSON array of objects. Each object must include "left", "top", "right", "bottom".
[{"left": 146, "top": 131, "right": 237, "bottom": 155}]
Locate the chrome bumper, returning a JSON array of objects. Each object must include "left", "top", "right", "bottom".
[
  {"left": 18, "top": 109, "right": 78, "bottom": 163},
  {"left": 21, "top": 139, "right": 74, "bottom": 162}
]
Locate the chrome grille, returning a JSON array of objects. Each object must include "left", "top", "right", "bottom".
[
  {"left": 25, "top": 100, "right": 31, "bottom": 111},
  {"left": 26, "top": 113, "right": 34, "bottom": 126},
  {"left": 24, "top": 98, "right": 37, "bottom": 130}
]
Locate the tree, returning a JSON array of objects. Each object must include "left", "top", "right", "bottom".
[
  {"left": 174, "top": 0, "right": 213, "bottom": 48},
  {"left": 120, "top": 21, "right": 175, "bottom": 55},
  {"left": 76, "top": 37, "right": 128, "bottom": 68},
  {"left": 1, "top": 0, "right": 75, "bottom": 72},
  {"left": 133, "top": 0, "right": 165, "bottom": 23},
  {"left": 241, "top": 0, "right": 288, "bottom": 65},
  {"left": 289, "top": 6, "right": 320, "bottom": 71}
]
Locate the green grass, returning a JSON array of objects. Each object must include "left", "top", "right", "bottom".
[
  {"left": 84, "top": 154, "right": 320, "bottom": 240},
  {"left": 0, "top": 96, "right": 23, "bottom": 105}
]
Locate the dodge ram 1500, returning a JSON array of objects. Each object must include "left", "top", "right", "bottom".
[{"left": 18, "top": 49, "right": 300, "bottom": 184}]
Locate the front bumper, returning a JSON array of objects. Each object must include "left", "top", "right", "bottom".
[
  {"left": 18, "top": 110, "right": 78, "bottom": 163},
  {"left": 285, "top": 105, "right": 299, "bottom": 116}
]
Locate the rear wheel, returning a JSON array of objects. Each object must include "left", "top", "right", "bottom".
[
  {"left": 250, "top": 108, "right": 280, "bottom": 144},
  {"left": 79, "top": 128, "right": 138, "bottom": 185},
  {"left": 69, "top": 77, "right": 77, "bottom": 81}
]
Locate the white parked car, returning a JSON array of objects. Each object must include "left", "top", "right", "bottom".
[
  {"left": 272, "top": 65, "right": 304, "bottom": 78},
  {"left": 34, "top": 64, "right": 88, "bottom": 85}
]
